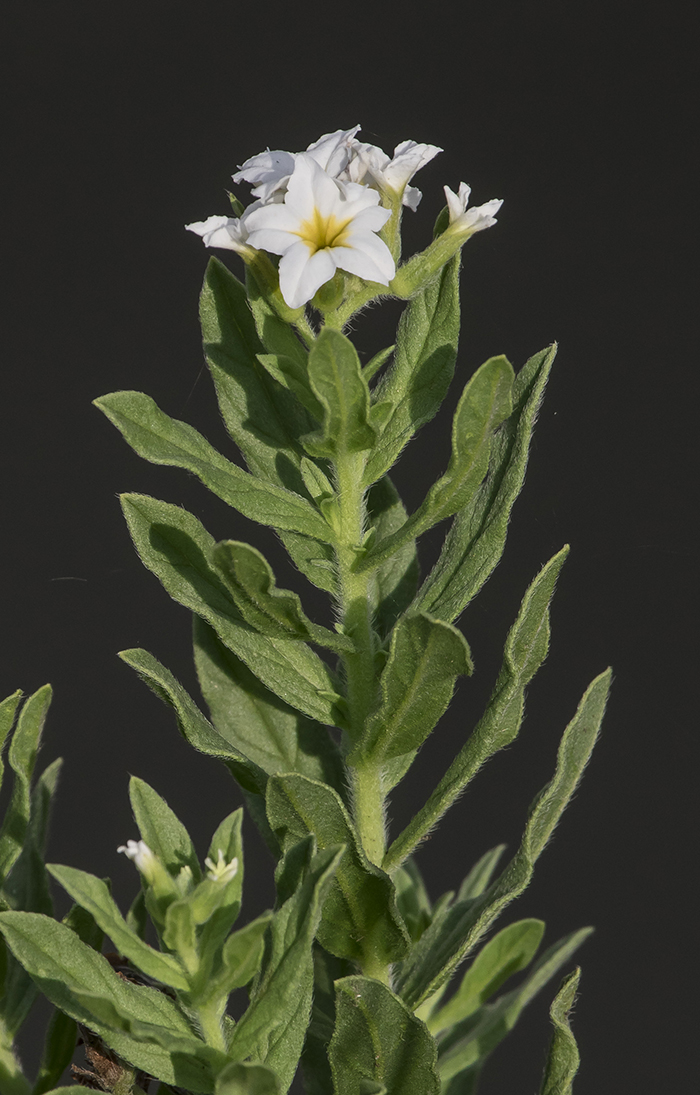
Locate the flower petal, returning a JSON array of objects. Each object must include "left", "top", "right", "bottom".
[{"left": 279, "top": 242, "right": 336, "bottom": 308}]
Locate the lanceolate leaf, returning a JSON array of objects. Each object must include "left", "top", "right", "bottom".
[
  {"left": 359, "top": 357, "right": 514, "bottom": 571},
  {"left": 0, "top": 686, "right": 52, "bottom": 883},
  {"left": 200, "top": 261, "right": 336, "bottom": 593},
  {"left": 0, "top": 913, "right": 213, "bottom": 1092},
  {"left": 302, "top": 329, "right": 376, "bottom": 458},
  {"left": 212, "top": 540, "right": 353, "bottom": 653},
  {"left": 428, "top": 919, "right": 545, "bottom": 1034},
  {"left": 266, "top": 775, "right": 408, "bottom": 967},
  {"left": 384, "top": 547, "right": 569, "bottom": 870},
  {"left": 46, "top": 865, "right": 190, "bottom": 991},
  {"left": 351, "top": 614, "right": 472, "bottom": 773},
  {"left": 363, "top": 254, "right": 461, "bottom": 487},
  {"left": 120, "top": 494, "right": 344, "bottom": 727},
  {"left": 414, "top": 344, "right": 557, "bottom": 622},
  {"left": 329, "top": 977, "right": 440, "bottom": 1095},
  {"left": 129, "top": 777, "right": 201, "bottom": 880},
  {"left": 437, "top": 932, "right": 590, "bottom": 1085},
  {"left": 227, "top": 842, "right": 342, "bottom": 1093},
  {"left": 538, "top": 968, "right": 582, "bottom": 1095},
  {"left": 119, "top": 647, "right": 268, "bottom": 798},
  {"left": 200, "top": 258, "right": 311, "bottom": 488},
  {"left": 0, "top": 691, "right": 22, "bottom": 794},
  {"left": 216, "top": 1060, "right": 281, "bottom": 1095},
  {"left": 395, "top": 669, "right": 610, "bottom": 1007},
  {"left": 95, "top": 391, "right": 333, "bottom": 543},
  {"left": 193, "top": 620, "right": 347, "bottom": 802}
]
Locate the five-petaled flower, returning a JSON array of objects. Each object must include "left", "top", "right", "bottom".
[
  {"left": 204, "top": 849, "right": 239, "bottom": 884},
  {"left": 243, "top": 153, "right": 396, "bottom": 309}
]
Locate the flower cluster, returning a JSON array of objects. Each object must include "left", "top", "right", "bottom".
[{"left": 186, "top": 126, "right": 502, "bottom": 310}]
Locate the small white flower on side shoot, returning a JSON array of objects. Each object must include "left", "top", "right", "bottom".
[
  {"left": 117, "top": 839, "right": 156, "bottom": 877},
  {"left": 243, "top": 154, "right": 395, "bottom": 308},
  {"left": 443, "top": 182, "right": 503, "bottom": 237},
  {"left": 204, "top": 849, "right": 239, "bottom": 884}
]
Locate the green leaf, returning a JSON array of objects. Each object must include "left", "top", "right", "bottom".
[
  {"left": 428, "top": 918, "right": 545, "bottom": 1033},
  {"left": 437, "top": 931, "right": 591, "bottom": 1084},
  {"left": 384, "top": 547, "right": 569, "bottom": 870},
  {"left": 0, "top": 1017, "right": 30, "bottom": 1095},
  {"left": 245, "top": 267, "right": 310, "bottom": 369},
  {"left": 359, "top": 357, "right": 514, "bottom": 570},
  {"left": 129, "top": 776, "right": 201, "bottom": 880},
  {"left": 120, "top": 494, "right": 344, "bottom": 727},
  {"left": 365, "top": 477, "right": 419, "bottom": 639},
  {"left": 414, "top": 344, "right": 557, "bottom": 622},
  {"left": 0, "top": 690, "right": 22, "bottom": 795},
  {"left": 204, "top": 913, "right": 272, "bottom": 1001},
  {"left": 216, "top": 1060, "right": 281, "bottom": 1095},
  {"left": 0, "top": 759, "right": 62, "bottom": 1039},
  {"left": 538, "top": 968, "right": 582, "bottom": 1095},
  {"left": 0, "top": 912, "right": 215, "bottom": 1092},
  {"left": 227, "top": 842, "right": 342, "bottom": 1093},
  {"left": 163, "top": 900, "right": 199, "bottom": 975},
  {"left": 193, "top": 618, "right": 347, "bottom": 806},
  {"left": 96, "top": 391, "right": 333, "bottom": 543},
  {"left": 351, "top": 614, "right": 472, "bottom": 782},
  {"left": 329, "top": 976, "right": 440, "bottom": 1095},
  {"left": 201, "top": 260, "right": 335, "bottom": 594},
  {"left": 46, "top": 865, "right": 190, "bottom": 991},
  {"left": 363, "top": 254, "right": 461, "bottom": 487},
  {"left": 300, "top": 946, "right": 353, "bottom": 1095},
  {"left": 212, "top": 540, "right": 353, "bottom": 654},
  {"left": 395, "top": 669, "right": 610, "bottom": 1008},
  {"left": 265, "top": 774, "right": 408, "bottom": 966},
  {"left": 302, "top": 329, "right": 376, "bottom": 458},
  {"left": 119, "top": 646, "right": 268, "bottom": 802},
  {"left": 257, "top": 353, "right": 324, "bottom": 421},
  {"left": 0, "top": 686, "right": 52, "bottom": 882}
]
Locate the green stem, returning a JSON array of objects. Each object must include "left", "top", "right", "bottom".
[
  {"left": 333, "top": 450, "right": 385, "bottom": 869},
  {"left": 194, "top": 998, "right": 227, "bottom": 1052},
  {"left": 0, "top": 1028, "right": 30, "bottom": 1095}
]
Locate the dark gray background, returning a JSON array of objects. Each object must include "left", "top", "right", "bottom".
[{"left": 3, "top": 1, "right": 696, "bottom": 1091}]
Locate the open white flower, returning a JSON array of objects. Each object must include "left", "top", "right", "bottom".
[
  {"left": 443, "top": 182, "right": 503, "bottom": 235},
  {"left": 233, "top": 126, "right": 361, "bottom": 203},
  {"left": 243, "top": 153, "right": 395, "bottom": 309},
  {"left": 347, "top": 139, "right": 442, "bottom": 210},
  {"left": 185, "top": 213, "right": 253, "bottom": 256},
  {"left": 204, "top": 849, "right": 239, "bottom": 884}
]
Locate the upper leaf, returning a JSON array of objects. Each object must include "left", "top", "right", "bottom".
[
  {"left": 129, "top": 777, "right": 201, "bottom": 881},
  {"left": 302, "top": 329, "right": 376, "bottom": 458},
  {"left": 414, "top": 344, "right": 557, "bottom": 622},
  {"left": 120, "top": 494, "right": 344, "bottom": 727},
  {"left": 95, "top": 391, "right": 333, "bottom": 544},
  {"left": 350, "top": 614, "right": 472, "bottom": 784},
  {"left": 363, "top": 254, "right": 461, "bottom": 487}
]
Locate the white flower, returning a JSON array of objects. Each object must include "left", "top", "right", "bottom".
[
  {"left": 233, "top": 126, "right": 361, "bottom": 203},
  {"left": 347, "top": 139, "right": 442, "bottom": 210},
  {"left": 185, "top": 213, "right": 252, "bottom": 255},
  {"left": 204, "top": 849, "right": 239, "bottom": 884},
  {"left": 117, "top": 839, "right": 156, "bottom": 875},
  {"left": 443, "top": 182, "right": 503, "bottom": 235},
  {"left": 243, "top": 153, "right": 395, "bottom": 309}
]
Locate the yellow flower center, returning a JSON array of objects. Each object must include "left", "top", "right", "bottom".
[{"left": 296, "top": 208, "right": 351, "bottom": 253}]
